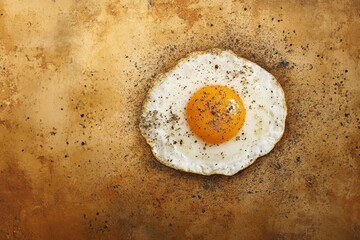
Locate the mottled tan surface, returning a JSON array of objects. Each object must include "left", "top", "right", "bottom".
[{"left": 0, "top": 0, "right": 359, "bottom": 239}]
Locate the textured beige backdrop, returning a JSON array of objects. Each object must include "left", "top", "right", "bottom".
[{"left": 0, "top": 0, "right": 359, "bottom": 239}]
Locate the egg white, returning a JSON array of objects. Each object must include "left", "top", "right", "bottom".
[{"left": 140, "top": 49, "right": 287, "bottom": 176}]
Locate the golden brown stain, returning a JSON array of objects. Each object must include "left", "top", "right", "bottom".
[
  {"left": 151, "top": 0, "right": 201, "bottom": 27},
  {"left": 33, "top": 47, "right": 48, "bottom": 69},
  {"left": 0, "top": 119, "right": 11, "bottom": 129},
  {"left": 70, "top": 0, "right": 101, "bottom": 29},
  {"left": 106, "top": 0, "right": 127, "bottom": 19},
  {"left": 0, "top": 160, "right": 33, "bottom": 238},
  {"left": 0, "top": 73, "right": 18, "bottom": 111},
  {"left": 23, "top": 205, "right": 88, "bottom": 240},
  {"left": 0, "top": 1, "right": 14, "bottom": 53}
]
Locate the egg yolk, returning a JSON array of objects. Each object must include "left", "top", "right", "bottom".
[{"left": 186, "top": 85, "right": 246, "bottom": 144}]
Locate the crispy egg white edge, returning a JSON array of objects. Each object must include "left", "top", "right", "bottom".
[{"left": 139, "top": 49, "right": 287, "bottom": 176}]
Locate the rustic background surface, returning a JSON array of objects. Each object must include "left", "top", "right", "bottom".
[{"left": 1, "top": 0, "right": 359, "bottom": 239}]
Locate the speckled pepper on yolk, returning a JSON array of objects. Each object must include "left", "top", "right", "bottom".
[{"left": 186, "top": 85, "right": 246, "bottom": 144}]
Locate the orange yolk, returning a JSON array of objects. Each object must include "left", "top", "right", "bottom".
[{"left": 186, "top": 85, "right": 246, "bottom": 144}]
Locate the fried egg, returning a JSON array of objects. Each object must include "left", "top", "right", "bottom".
[{"left": 140, "top": 49, "right": 287, "bottom": 176}]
